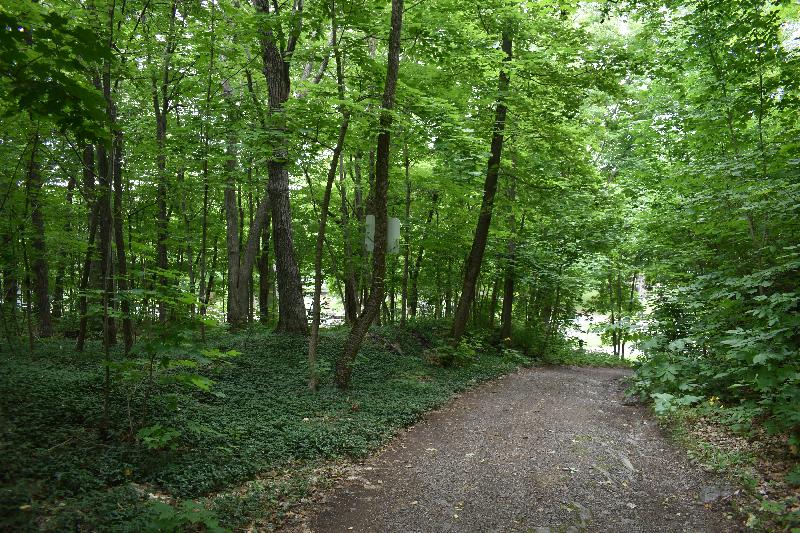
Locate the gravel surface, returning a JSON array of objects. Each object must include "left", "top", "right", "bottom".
[{"left": 288, "top": 366, "right": 739, "bottom": 533}]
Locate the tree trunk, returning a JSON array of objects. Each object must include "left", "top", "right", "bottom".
[
  {"left": 25, "top": 129, "right": 52, "bottom": 337},
  {"left": 112, "top": 123, "right": 133, "bottom": 353},
  {"left": 339, "top": 168, "right": 360, "bottom": 323},
  {"left": 76, "top": 144, "right": 99, "bottom": 352},
  {"left": 499, "top": 181, "right": 519, "bottom": 342},
  {"left": 52, "top": 176, "right": 76, "bottom": 319},
  {"left": 95, "top": 138, "right": 115, "bottom": 346},
  {"left": 542, "top": 281, "right": 561, "bottom": 357},
  {"left": 336, "top": 0, "right": 404, "bottom": 389},
  {"left": 607, "top": 274, "right": 617, "bottom": 358},
  {"left": 309, "top": 8, "right": 350, "bottom": 389},
  {"left": 401, "top": 143, "right": 411, "bottom": 325},
  {"left": 223, "top": 81, "right": 245, "bottom": 327},
  {"left": 254, "top": 0, "right": 308, "bottom": 334},
  {"left": 310, "top": 120, "right": 349, "bottom": 389},
  {"left": 152, "top": 0, "right": 178, "bottom": 322},
  {"left": 258, "top": 215, "right": 272, "bottom": 323},
  {"left": 450, "top": 33, "right": 512, "bottom": 344},
  {"left": 409, "top": 191, "right": 437, "bottom": 317},
  {"left": 488, "top": 276, "right": 499, "bottom": 327},
  {"left": 75, "top": 200, "right": 101, "bottom": 352},
  {"left": 154, "top": 82, "right": 169, "bottom": 322}
]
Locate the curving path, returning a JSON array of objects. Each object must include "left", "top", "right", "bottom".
[{"left": 288, "top": 366, "right": 740, "bottom": 533}]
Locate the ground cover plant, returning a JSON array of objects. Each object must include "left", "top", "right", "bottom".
[{"left": 0, "top": 322, "right": 524, "bottom": 531}]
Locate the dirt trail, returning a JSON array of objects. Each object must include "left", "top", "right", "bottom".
[{"left": 288, "top": 366, "right": 739, "bottom": 532}]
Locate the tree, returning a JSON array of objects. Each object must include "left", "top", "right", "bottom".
[
  {"left": 450, "top": 31, "right": 512, "bottom": 344},
  {"left": 254, "top": 0, "right": 308, "bottom": 334},
  {"left": 335, "top": 0, "right": 404, "bottom": 389}
]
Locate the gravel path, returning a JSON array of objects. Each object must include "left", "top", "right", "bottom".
[{"left": 289, "top": 366, "right": 739, "bottom": 532}]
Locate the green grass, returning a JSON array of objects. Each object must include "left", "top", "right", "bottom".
[{"left": 0, "top": 320, "right": 523, "bottom": 532}]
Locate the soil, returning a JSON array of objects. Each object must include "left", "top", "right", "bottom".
[{"left": 285, "top": 366, "right": 741, "bottom": 532}]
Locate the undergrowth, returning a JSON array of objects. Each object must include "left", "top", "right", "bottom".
[
  {"left": 656, "top": 406, "right": 800, "bottom": 531},
  {"left": 542, "top": 348, "right": 633, "bottom": 368},
  {"left": 0, "top": 319, "right": 522, "bottom": 532}
]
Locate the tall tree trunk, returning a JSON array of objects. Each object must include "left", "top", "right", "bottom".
[
  {"left": 112, "top": 122, "right": 133, "bottom": 353},
  {"left": 2, "top": 220, "right": 19, "bottom": 335},
  {"left": 450, "top": 33, "right": 512, "bottom": 344},
  {"left": 25, "top": 128, "right": 52, "bottom": 337},
  {"left": 339, "top": 167, "right": 359, "bottom": 323},
  {"left": 76, "top": 200, "right": 101, "bottom": 352},
  {"left": 408, "top": 191, "right": 437, "bottom": 317},
  {"left": 488, "top": 276, "right": 499, "bottom": 328},
  {"left": 336, "top": 0, "right": 404, "bottom": 389},
  {"left": 227, "top": 191, "right": 271, "bottom": 329},
  {"left": 95, "top": 139, "right": 115, "bottom": 346},
  {"left": 499, "top": 181, "right": 519, "bottom": 342},
  {"left": 223, "top": 81, "right": 245, "bottom": 327},
  {"left": 542, "top": 280, "right": 561, "bottom": 357},
  {"left": 401, "top": 143, "right": 411, "bottom": 325},
  {"left": 309, "top": 7, "right": 350, "bottom": 390},
  {"left": 607, "top": 274, "right": 617, "bottom": 358},
  {"left": 203, "top": 239, "right": 218, "bottom": 315},
  {"left": 444, "top": 257, "right": 452, "bottom": 318},
  {"left": 621, "top": 272, "right": 637, "bottom": 359},
  {"left": 154, "top": 98, "right": 169, "bottom": 322},
  {"left": 52, "top": 176, "right": 76, "bottom": 319},
  {"left": 254, "top": 0, "right": 308, "bottom": 334},
  {"left": 350, "top": 152, "right": 366, "bottom": 316},
  {"left": 309, "top": 124, "right": 349, "bottom": 389},
  {"left": 76, "top": 145, "right": 99, "bottom": 352},
  {"left": 258, "top": 215, "right": 272, "bottom": 323},
  {"left": 21, "top": 238, "right": 34, "bottom": 351},
  {"left": 152, "top": 0, "right": 178, "bottom": 322},
  {"left": 198, "top": 1, "right": 216, "bottom": 339}
]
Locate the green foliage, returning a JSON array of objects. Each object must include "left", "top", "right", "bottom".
[
  {"left": 650, "top": 393, "right": 704, "bottom": 415},
  {"left": 145, "top": 501, "right": 226, "bottom": 533},
  {"left": 136, "top": 425, "right": 182, "bottom": 451},
  {"left": 543, "top": 347, "right": 633, "bottom": 368},
  {"left": 0, "top": 0, "right": 111, "bottom": 141},
  {"left": 0, "top": 324, "right": 521, "bottom": 531}
]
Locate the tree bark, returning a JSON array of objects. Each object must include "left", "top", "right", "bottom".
[
  {"left": 450, "top": 33, "right": 512, "bottom": 344},
  {"left": 488, "top": 276, "right": 499, "bottom": 327},
  {"left": 339, "top": 167, "right": 359, "bottom": 323},
  {"left": 336, "top": 0, "right": 404, "bottom": 389},
  {"left": 223, "top": 81, "right": 245, "bottom": 327},
  {"left": 309, "top": 6, "right": 350, "bottom": 390},
  {"left": 152, "top": 0, "right": 178, "bottom": 322},
  {"left": 408, "top": 191, "right": 437, "bottom": 317},
  {"left": 258, "top": 215, "right": 272, "bottom": 323},
  {"left": 401, "top": 143, "right": 411, "bottom": 325},
  {"left": 112, "top": 122, "right": 133, "bottom": 353},
  {"left": 52, "top": 176, "right": 76, "bottom": 319},
  {"left": 25, "top": 128, "right": 52, "bottom": 337},
  {"left": 254, "top": 0, "right": 308, "bottom": 334},
  {"left": 76, "top": 144, "right": 99, "bottom": 352},
  {"left": 75, "top": 200, "right": 101, "bottom": 352},
  {"left": 95, "top": 139, "right": 115, "bottom": 345},
  {"left": 499, "top": 181, "right": 519, "bottom": 342}
]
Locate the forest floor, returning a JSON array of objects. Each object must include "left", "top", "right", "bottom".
[{"left": 287, "top": 366, "right": 741, "bottom": 533}]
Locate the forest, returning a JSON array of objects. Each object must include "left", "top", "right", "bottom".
[{"left": 1, "top": 0, "right": 799, "bottom": 530}]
